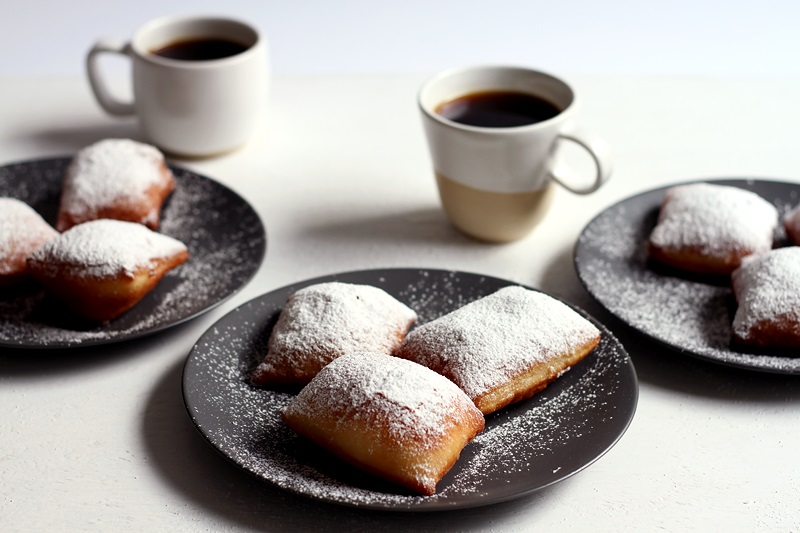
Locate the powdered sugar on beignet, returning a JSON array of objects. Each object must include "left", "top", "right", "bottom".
[
  {"left": 0, "top": 198, "right": 58, "bottom": 285},
  {"left": 648, "top": 183, "right": 778, "bottom": 275},
  {"left": 27, "top": 219, "right": 189, "bottom": 321},
  {"left": 29, "top": 219, "right": 187, "bottom": 279},
  {"left": 395, "top": 286, "right": 600, "bottom": 414},
  {"left": 732, "top": 247, "right": 800, "bottom": 349},
  {"left": 252, "top": 282, "right": 418, "bottom": 387},
  {"left": 281, "top": 351, "right": 484, "bottom": 496},
  {"left": 57, "top": 138, "right": 175, "bottom": 231}
]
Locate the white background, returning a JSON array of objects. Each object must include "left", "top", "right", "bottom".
[{"left": 1, "top": 0, "right": 800, "bottom": 79}]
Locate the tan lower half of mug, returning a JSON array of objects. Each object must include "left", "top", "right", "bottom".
[{"left": 436, "top": 172, "right": 556, "bottom": 243}]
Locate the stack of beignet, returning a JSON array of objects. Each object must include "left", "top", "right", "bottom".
[
  {"left": 2, "top": 138, "right": 187, "bottom": 322},
  {"left": 254, "top": 282, "right": 601, "bottom": 495},
  {"left": 649, "top": 182, "right": 800, "bottom": 350}
]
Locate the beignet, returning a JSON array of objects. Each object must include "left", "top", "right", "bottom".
[
  {"left": 281, "top": 351, "right": 485, "bottom": 496},
  {"left": 0, "top": 198, "right": 58, "bottom": 286},
  {"left": 731, "top": 247, "right": 800, "bottom": 350},
  {"left": 251, "top": 282, "right": 417, "bottom": 387},
  {"left": 648, "top": 183, "right": 778, "bottom": 275},
  {"left": 394, "top": 286, "right": 601, "bottom": 415},
  {"left": 27, "top": 219, "right": 188, "bottom": 322},
  {"left": 784, "top": 203, "right": 800, "bottom": 245},
  {"left": 56, "top": 138, "right": 175, "bottom": 231}
]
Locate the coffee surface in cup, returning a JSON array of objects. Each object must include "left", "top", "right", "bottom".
[
  {"left": 436, "top": 91, "right": 560, "bottom": 128},
  {"left": 151, "top": 38, "right": 248, "bottom": 61}
]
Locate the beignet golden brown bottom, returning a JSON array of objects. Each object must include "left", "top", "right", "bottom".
[
  {"left": 281, "top": 351, "right": 485, "bottom": 495},
  {"left": 27, "top": 219, "right": 188, "bottom": 322}
]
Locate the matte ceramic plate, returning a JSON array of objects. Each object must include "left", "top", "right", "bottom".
[
  {"left": 0, "top": 156, "right": 266, "bottom": 348},
  {"left": 574, "top": 178, "right": 800, "bottom": 374},
  {"left": 182, "top": 268, "right": 638, "bottom": 511}
]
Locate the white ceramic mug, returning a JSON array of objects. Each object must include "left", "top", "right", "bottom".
[
  {"left": 87, "top": 15, "right": 268, "bottom": 157},
  {"left": 419, "top": 65, "right": 611, "bottom": 242}
]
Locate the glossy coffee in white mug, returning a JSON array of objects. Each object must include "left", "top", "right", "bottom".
[
  {"left": 87, "top": 15, "right": 268, "bottom": 157},
  {"left": 150, "top": 37, "right": 249, "bottom": 61},
  {"left": 435, "top": 90, "right": 561, "bottom": 128},
  {"left": 419, "top": 66, "right": 612, "bottom": 242}
]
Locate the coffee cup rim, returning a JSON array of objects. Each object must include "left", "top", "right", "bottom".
[
  {"left": 130, "top": 14, "right": 264, "bottom": 69},
  {"left": 418, "top": 65, "right": 577, "bottom": 132}
]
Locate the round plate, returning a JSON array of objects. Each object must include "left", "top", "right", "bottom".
[
  {"left": 574, "top": 178, "right": 800, "bottom": 374},
  {"left": 0, "top": 156, "right": 266, "bottom": 348},
  {"left": 182, "top": 268, "right": 638, "bottom": 511}
]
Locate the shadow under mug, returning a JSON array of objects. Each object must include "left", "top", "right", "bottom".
[
  {"left": 86, "top": 15, "right": 268, "bottom": 157},
  {"left": 419, "top": 66, "right": 612, "bottom": 242}
]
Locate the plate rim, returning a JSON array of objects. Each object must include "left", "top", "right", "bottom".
[
  {"left": 181, "top": 267, "right": 639, "bottom": 512},
  {"left": 0, "top": 155, "right": 267, "bottom": 349},
  {"left": 573, "top": 176, "right": 800, "bottom": 375}
]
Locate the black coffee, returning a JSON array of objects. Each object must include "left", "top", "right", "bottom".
[
  {"left": 435, "top": 90, "right": 561, "bottom": 128},
  {"left": 151, "top": 38, "right": 248, "bottom": 61}
]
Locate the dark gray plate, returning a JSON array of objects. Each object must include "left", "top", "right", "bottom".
[
  {"left": 0, "top": 156, "right": 266, "bottom": 348},
  {"left": 574, "top": 178, "right": 800, "bottom": 374},
  {"left": 182, "top": 268, "right": 638, "bottom": 511}
]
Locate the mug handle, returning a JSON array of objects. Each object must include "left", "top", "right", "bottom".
[
  {"left": 549, "top": 126, "right": 612, "bottom": 195},
  {"left": 86, "top": 38, "right": 136, "bottom": 116}
]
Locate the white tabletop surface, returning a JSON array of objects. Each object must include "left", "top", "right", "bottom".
[{"left": 2, "top": 2, "right": 800, "bottom": 532}]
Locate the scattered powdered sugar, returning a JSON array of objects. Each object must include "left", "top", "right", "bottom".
[
  {"left": 449, "top": 354, "right": 615, "bottom": 494},
  {"left": 0, "top": 158, "right": 265, "bottom": 347},
  {"left": 732, "top": 247, "right": 800, "bottom": 340},
  {"left": 575, "top": 180, "right": 800, "bottom": 373},
  {"left": 392, "top": 270, "right": 489, "bottom": 324},
  {"left": 59, "top": 139, "right": 169, "bottom": 225},
  {"left": 183, "top": 269, "right": 636, "bottom": 510},
  {"left": 649, "top": 183, "right": 778, "bottom": 256},
  {"left": 253, "top": 283, "right": 417, "bottom": 383},
  {"left": 396, "top": 286, "right": 600, "bottom": 400},
  {"left": 29, "top": 219, "right": 187, "bottom": 278},
  {"left": 0, "top": 197, "right": 58, "bottom": 276}
]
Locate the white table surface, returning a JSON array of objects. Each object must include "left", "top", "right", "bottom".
[{"left": 1, "top": 73, "right": 799, "bottom": 532}]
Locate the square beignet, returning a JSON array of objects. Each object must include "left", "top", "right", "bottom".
[
  {"left": 648, "top": 183, "right": 778, "bottom": 275},
  {"left": 0, "top": 198, "right": 58, "bottom": 286},
  {"left": 281, "top": 351, "right": 485, "bottom": 496},
  {"left": 394, "top": 286, "right": 601, "bottom": 415},
  {"left": 57, "top": 138, "right": 175, "bottom": 231},
  {"left": 731, "top": 247, "right": 800, "bottom": 350},
  {"left": 27, "top": 219, "right": 188, "bottom": 322},
  {"left": 251, "top": 282, "right": 417, "bottom": 387}
]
